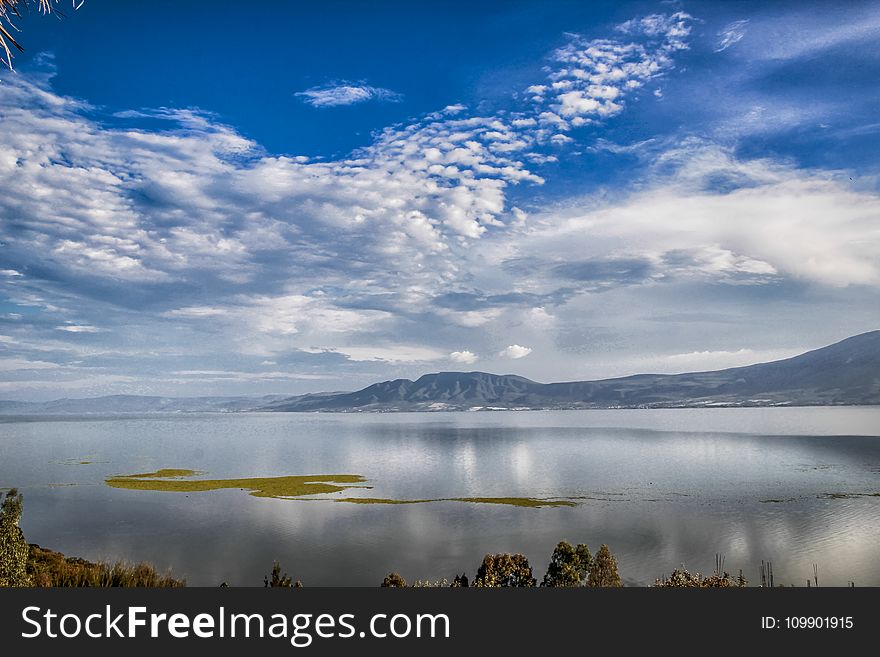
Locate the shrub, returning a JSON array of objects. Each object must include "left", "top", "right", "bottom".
[
  {"left": 27, "top": 545, "right": 183, "bottom": 587},
  {"left": 654, "top": 568, "right": 747, "bottom": 588},
  {"left": 381, "top": 572, "right": 407, "bottom": 587},
  {"left": 411, "top": 578, "right": 449, "bottom": 587}
]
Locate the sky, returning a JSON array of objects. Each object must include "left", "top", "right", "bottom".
[{"left": 1, "top": 0, "right": 879, "bottom": 400}]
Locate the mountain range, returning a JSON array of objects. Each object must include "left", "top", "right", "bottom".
[
  {"left": 2, "top": 331, "right": 878, "bottom": 414},
  {"left": 261, "top": 330, "right": 880, "bottom": 412},
  {"left": 0, "top": 394, "right": 290, "bottom": 415}
]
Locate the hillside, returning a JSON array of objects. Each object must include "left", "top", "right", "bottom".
[{"left": 261, "top": 331, "right": 880, "bottom": 411}]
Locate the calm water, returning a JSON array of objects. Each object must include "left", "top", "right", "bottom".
[{"left": 2, "top": 408, "right": 879, "bottom": 586}]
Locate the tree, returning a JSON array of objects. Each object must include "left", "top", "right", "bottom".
[
  {"left": 1, "top": 1, "right": 83, "bottom": 69},
  {"left": 381, "top": 572, "right": 407, "bottom": 587},
  {"left": 265, "top": 561, "right": 301, "bottom": 588},
  {"left": 542, "top": 540, "right": 592, "bottom": 587},
  {"left": 451, "top": 572, "right": 469, "bottom": 587},
  {"left": 472, "top": 553, "right": 536, "bottom": 587},
  {"left": 587, "top": 544, "right": 621, "bottom": 587},
  {"left": 0, "top": 488, "right": 32, "bottom": 587}
]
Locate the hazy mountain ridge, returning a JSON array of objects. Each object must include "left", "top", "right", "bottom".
[
  {"left": 3, "top": 331, "right": 878, "bottom": 414},
  {"left": 262, "top": 331, "right": 880, "bottom": 411},
  {"left": 0, "top": 394, "right": 292, "bottom": 415}
]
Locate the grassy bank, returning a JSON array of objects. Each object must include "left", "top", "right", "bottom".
[{"left": 27, "top": 544, "right": 185, "bottom": 587}]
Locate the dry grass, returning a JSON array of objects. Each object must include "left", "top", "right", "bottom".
[
  {"left": 27, "top": 544, "right": 184, "bottom": 587},
  {"left": 1, "top": 1, "right": 81, "bottom": 69}
]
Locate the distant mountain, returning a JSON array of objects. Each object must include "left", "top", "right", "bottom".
[
  {"left": 3, "top": 331, "right": 877, "bottom": 414},
  {"left": 261, "top": 331, "right": 880, "bottom": 411},
  {"left": 0, "top": 394, "right": 292, "bottom": 415}
]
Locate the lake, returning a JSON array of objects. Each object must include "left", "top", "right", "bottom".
[{"left": 2, "top": 407, "right": 879, "bottom": 586}]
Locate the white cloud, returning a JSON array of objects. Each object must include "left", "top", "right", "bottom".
[
  {"left": 308, "top": 345, "right": 446, "bottom": 363},
  {"left": 296, "top": 82, "right": 403, "bottom": 107},
  {"left": 577, "top": 346, "right": 810, "bottom": 379},
  {"left": 439, "top": 308, "right": 501, "bottom": 327},
  {"left": 527, "top": 307, "right": 555, "bottom": 328},
  {"left": 169, "top": 370, "right": 332, "bottom": 382},
  {"left": 739, "top": 6, "right": 880, "bottom": 62},
  {"left": 54, "top": 324, "right": 104, "bottom": 333},
  {"left": 0, "top": 14, "right": 694, "bottom": 321},
  {"left": 164, "top": 306, "right": 229, "bottom": 318},
  {"left": 657, "top": 348, "right": 793, "bottom": 372},
  {"left": 243, "top": 294, "right": 390, "bottom": 337},
  {"left": 513, "top": 142, "right": 880, "bottom": 288},
  {"left": 5, "top": 13, "right": 872, "bottom": 398},
  {"left": 715, "top": 19, "right": 749, "bottom": 52},
  {"left": 165, "top": 294, "right": 395, "bottom": 360},
  {"left": 500, "top": 344, "right": 532, "bottom": 359},
  {"left": 449, "top": 350, "right": 477, "bottom": 364},
  {"left": 537, "top": 14, "right": 692, "bottom": 128},
  {"left": 617, "top": 12, "right": 693, "bottom": 48},
  {"left": 0, "top": 358, "right": 62, "bottom": 372},
  {"left": 0, "top": 375, "right": 140, "bottom": 395}
]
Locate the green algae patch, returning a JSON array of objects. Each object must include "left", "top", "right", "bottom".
[
  {"left": 107, "top": 469, "right": 577, "bottom": 507},
  {"left": 456, "top": 497, "right": 576, "bottom": 508},
  {"left": 106, "top": 469, "right": 367, "bottom": 499},
  {"left": 335, "top": 496, "right": 577, "bottom": 508}
]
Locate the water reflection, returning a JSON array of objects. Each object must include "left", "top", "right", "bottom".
[{"left": 1, "top": 408, "right": 878, "bottom": 586}]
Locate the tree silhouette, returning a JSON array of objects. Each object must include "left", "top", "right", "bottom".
[{"left": 451, "top": 572, "right": 469, "bottom": 587}]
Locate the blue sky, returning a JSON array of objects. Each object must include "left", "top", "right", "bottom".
[{"left": 1, "top": 0, "right": 879, "bottom": 400}]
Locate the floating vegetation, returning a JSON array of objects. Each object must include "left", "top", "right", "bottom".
[
  {"left": 106, "top": 469, "right": 368, "bottom": 499},
  {"left": 760, "top": 498, "right": 797, "bottom": 503},
  {"left": 105, "top": 469, "right": 578, "bottom": 507},
  {"left": 120, "top": 468, "right": 202, "bottom": 479},
  {"left": 818, "top": 492, "right": 880, "bottom": 500},
  {"left": 56, "top": 458, "right": 108, "bottom": 466},
  {"left": 335, "top": 497, "right": 577, "bottom": 508}
]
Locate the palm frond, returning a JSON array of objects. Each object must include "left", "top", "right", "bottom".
[{"left": 0, "top": 0, "right": 83, "bottom": 69}]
